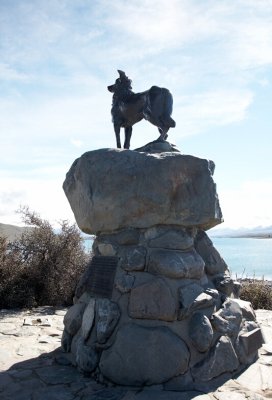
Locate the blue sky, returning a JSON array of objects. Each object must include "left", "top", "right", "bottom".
[{"left": 1, "top": 0, "right": 272, "bottom": 230}]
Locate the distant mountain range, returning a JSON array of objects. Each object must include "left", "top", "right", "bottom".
[
  {"left": 2, "top": 222, "right": 272, "bottom": 242},
  {"left": 209, "top": 225, "right": 272, "bottom": 238}
]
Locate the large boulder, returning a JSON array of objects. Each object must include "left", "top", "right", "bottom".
[
  {"left": 99, "top": 324, "right": 190, "bottom": 385},
  {"left": 63, "top": 143, "right": 222, "bottom": 234}
]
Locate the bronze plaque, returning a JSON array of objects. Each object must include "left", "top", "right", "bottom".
[{"left": 86, "top": 256, "right": 118, "bottom": 298}]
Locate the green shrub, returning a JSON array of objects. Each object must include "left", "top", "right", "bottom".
[
  {"left": 240, "top": 279, "right": 272, "bottom": 310},
  {"left": 0, "top": 206, "right": 91, "bottom": 308}
]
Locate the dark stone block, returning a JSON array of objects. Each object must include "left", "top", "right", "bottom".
[{"left": 240, "top": 327, "right": 264, "bottom": 356}]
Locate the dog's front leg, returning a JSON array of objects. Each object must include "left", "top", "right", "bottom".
[
  {"left": 114, "top": 124, "right": 121, "bottom": 148},
  {"left": 124, "top": 126, "right": 132, "bottom": 149}
]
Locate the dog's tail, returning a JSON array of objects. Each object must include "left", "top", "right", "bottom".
[{"left": 148, "top": 86, "right": 176, "bottom": 128}]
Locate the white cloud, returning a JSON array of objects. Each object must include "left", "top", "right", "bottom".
[
  {"left": 218, "top": 179, "right": 272, "bottom": 229},
  {"left": 0, "top": 92, "right": 113, "bottom": 161},
  {"left": 0, "top": 175, "right": 75, "bottom": 227},
  {"left": 174, "top": 89, "right": 253, "bottom": 137},
  {"left": 70, "top": 139, "right": 83, "bottom": 148},
  {"left": 0, "top": 63, "right": 29, "bottom": 82}
]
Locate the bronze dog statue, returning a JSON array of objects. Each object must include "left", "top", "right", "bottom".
[{"left": 108, "top": 70, "right": 176, "bottom": 149}]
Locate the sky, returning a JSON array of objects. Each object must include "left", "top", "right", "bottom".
[{"left": 0, "top": 0, "right": 272, "bottom": 232}]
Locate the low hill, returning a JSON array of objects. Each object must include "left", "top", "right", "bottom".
[{"left": 0, "top": 223, "right": 30, "bottom": 242}]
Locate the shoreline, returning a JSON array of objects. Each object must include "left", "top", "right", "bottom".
[{"left": 211, "top": 235, "right": 272, "bottom": 239}]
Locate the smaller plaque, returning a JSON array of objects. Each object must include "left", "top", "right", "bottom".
[{"left": 85, "top": 256, "right": 119, "bottom": 299}]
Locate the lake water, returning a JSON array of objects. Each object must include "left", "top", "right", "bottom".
[
  {"left": 211, "top": 237, "right": 272, "bottom": 280},
  {"left": 84, "top": 236, "right": 272, "bottom": 280}
]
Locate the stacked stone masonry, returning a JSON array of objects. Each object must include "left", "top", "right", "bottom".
[
  {"left": 62, "top": 226, "right": 263, "bottom": 387},
  {"left": 62, "top": 141, "right": 264, "bottom": 388}
]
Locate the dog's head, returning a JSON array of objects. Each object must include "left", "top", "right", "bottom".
[{"left": 107, "top": 70, "right": 132, "bottom": 93}]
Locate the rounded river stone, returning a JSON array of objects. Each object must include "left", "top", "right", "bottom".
[{"left": 99, "top": 323, "right": 190, "bottom": 385}]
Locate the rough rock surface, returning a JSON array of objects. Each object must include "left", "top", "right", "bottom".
[
  {"left": 63, "top": 145, "right": 222, "bottom": 234},
  {"left": 147, "top": 249, "right": 205, "bottom": 279},
  {"left": 99, "top": 324, "right": 190, "bottom": 385},
  {"left": 128, "top": 278, "right": 176, "bottom": 321},
  {"left": 192, "top": 336, "right": 239, "bottom": 381},
  {"left": 189, "top": 313, "right": 213, "bottom": 353},
  {"left": 60, "top": 141, "right": 263, "bottom": 388},
  {"left": 95, "top": 299, "right": 120, "bottom": 344}
]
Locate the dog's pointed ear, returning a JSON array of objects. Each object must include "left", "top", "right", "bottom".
[{"left": 117, "top": 70, "right": 126, "bottom": 79}]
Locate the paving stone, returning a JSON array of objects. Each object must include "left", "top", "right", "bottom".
[
  {"left": 23, "top": 317, "right": 51, "bottom": 327},
  {"left": 80, "top": 388, "right": 125, "bottom": 400},
  {"left": 32, "top": 385, "right": 75, "bottom": 400},
  {"left": 135, "top": 391, "right": 205, "bottom": 400},
  {"left": 0, "top": 322, "right": 17, "bottom": 334},
  {"left": 55, "top": 353, "right": 73, "bottom": 366},
  {"left": 55, "top": 309, "right": 68, "bottom": 316},
  {"left": 38, "top": 335, "right": 54, "bottom": 344},
  {"left": 235, "top": 363, "right": 272, "bottom": 392},
  {"left": 163, "top": 371, "right": 194, "bottom": 391},
  {"left": 1, "top": 378, "right": 47, "bottom": 399},
  {"left": 0, "top": 372, "right": 14, "bottom": 392},
  {"left": 1, "top": 386, "right": 37, "bottom": 400},
  {"left": 7, "top": 368, "right": 34, "bottom": 379},
  {"left": 247, "top": 394, "right": 267, "bottom": 400},
  {"left": 0, "top": 382, "right": 22, "bottom": 397},
  {"left": 77, "top": 381, "right": 107, "bottom": 397},
  {"left": 70, "top": 381, "right": 87, "bottom": 394},
  {"left": 193, "top": 372, "right": 232, "bottom": 393},
  {"left": 214, "top": 392, "right": 247, "bottom": 400},
  {"left": 0, "top": 306, "right": 271, "bottom": 400},
  {"left": 11, "top": 326, "right": 37, "bottom": 337},
  {"left": 120, "top": 391, "right": 138, "bottom": 400},
  {"left": 35, "top": 365, "right": 83, "bottom": 384}
]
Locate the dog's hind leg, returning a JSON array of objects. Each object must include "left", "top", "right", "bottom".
[
  {"left": 124, "top": 126, "right": 132, "bottom": 149},
  {"left": 157, "top": 127, "right": 168, "bottom": 141},
  {"left": 114, "top": 124, "right": 121, "bottom": 148}
]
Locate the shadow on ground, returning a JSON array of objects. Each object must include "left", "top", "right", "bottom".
[{"left": 0, "top": 346, "right": 234, "bottom": 400}]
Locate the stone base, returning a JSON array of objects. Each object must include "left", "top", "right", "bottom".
[{"left": 61, "top": 227, "right": 264, "bottom": 386}]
